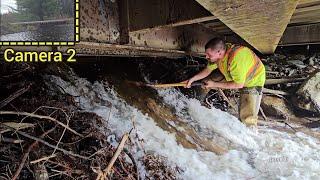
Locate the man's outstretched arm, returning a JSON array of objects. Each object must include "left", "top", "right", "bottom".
[
  {"left": 203, "top": 80, "right": 244, "bottom": 89},
  {"left": 183, "top": 67, "right": 213, "bottom": 88}
]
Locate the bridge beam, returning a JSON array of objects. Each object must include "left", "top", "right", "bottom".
[
  {"left": 279, "top": 23, "right": 320, "bottom": 45},
  {"left": 194, "top": 0, "right": 299, "bottom": 54},
  {"left": 129, "top": 0, "right": 216, "bottom": 33},
  {"left": 129, "top": 23, "right": 228, "bottom": 54}
]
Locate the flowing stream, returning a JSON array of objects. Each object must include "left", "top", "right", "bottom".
[{"left": 44, "top": 67, "right": 320, "bottom": 179}]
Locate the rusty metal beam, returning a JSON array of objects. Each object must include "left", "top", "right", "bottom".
[
  {"left": 279, "top": 23, "right": 320, "bottom": 45},
  {"left": 195, "top": 0, "right": 299, "bottom": 54},
  {"left": 182, "top": 24, "right": 222, "bottom": 52},
  {"left": 129, "top": 27, "right": 184, "bottom": 50},
  {"left": 80, "top": 0, "right": 120, "bottom": 43},
  {"left": 129, "top": 23, "right": 229, "bottom": 53},
  {"left": 118, "top": 0, "right": 130, "bottom": 44},
  {"left": 130, "top": 0, "right": 320, "bottom": 33},
  {"left": 129, "top": 0, "right": 216, "bottom": 32},
  {"left": 58, "top": 42, "right": 203, "bottom": 58},
  {"left": 0, "top": 41, "right": 204, "bottom": 59},
  {"left": 132, "top": 16, "right": 218, "bottom": 34}
]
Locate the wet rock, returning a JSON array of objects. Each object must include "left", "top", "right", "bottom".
[
  {"left": 288, "top": 69, "right": 296, "bottom": 76},
  {"left": 307, "top": 54, "right": 320, "bottom": 67},
  {"left": 294, "top": 71, "right": 320, "bottom": 113},
  {"left": 287, "top": 60, "right": 306, "bottom": 69},
  {"left": 308, "top": 56, "right": 315, "bottom": 66},
  {"left": 290, "top": 54, "right": 306, "bottom": 61},
  {"left": 261, "top": 95, "right": 292, "bottom": 119},
  {"left": 277, "top": 54, "right": 287, "bottom": 60}
]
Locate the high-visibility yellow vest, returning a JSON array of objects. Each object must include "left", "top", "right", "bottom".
[{"left": 207, "top": 44, "right": 265, "bottom": 87}]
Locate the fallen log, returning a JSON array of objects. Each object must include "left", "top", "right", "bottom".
[
  {"left": 265, "top": 77, "right": 306, "bottom": 85},
  {"left": 262, "top": 88, "right": 289, "bottom": 96}
]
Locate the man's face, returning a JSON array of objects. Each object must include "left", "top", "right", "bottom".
[{"left": 205, "top": 48, "right": 224, "bottom": 63}]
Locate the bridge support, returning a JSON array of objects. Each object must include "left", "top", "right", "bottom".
[{"left": 194, "top": 0, "right": 299, "bottom": 54}]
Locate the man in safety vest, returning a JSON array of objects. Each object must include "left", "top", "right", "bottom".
[{"left": 183, "top": 37, "right": 266, "bottom": 126}]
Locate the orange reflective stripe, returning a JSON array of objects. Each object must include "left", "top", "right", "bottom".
[
  {"left": 245, "top": 51, "right": 262, "bottom": 82},
  {"left": 227, "top": 46, "right": 245, "bottom": 71},
  {"left": 219, "top": 45, "right": 235, "bottom": 73},
  {"left": 253, "top": 62, "right": 264, "bottom": 77}
]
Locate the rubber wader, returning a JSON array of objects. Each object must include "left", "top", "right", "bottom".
[{"left": 239, "top": 87, "right": 262, "bottom": 126}]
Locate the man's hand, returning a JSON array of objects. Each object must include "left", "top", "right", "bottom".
[
  {"left": 181, "top": 67, "right": 213, "bottom": 89},
  {"left": 186, "top": 78, "right": 195, "bottom": 88},
  {"left": 202, "top": 80, "right": 216, "bottom": 89},
  {"left": 181, "top": 79, "right": 194, "bottom": 88}
]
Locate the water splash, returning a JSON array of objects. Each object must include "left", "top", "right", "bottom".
[{"left": 47, "top": 75, "right": 320, "bottom": 180}]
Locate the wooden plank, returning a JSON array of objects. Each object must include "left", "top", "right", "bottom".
[
  {"left": 295, "top": 4, "right": 320, "bottom": 13},
  {"left": 279, "top": 23, "right": 320, "bottom": 45},
  {"left": 297, "top": 0, "right": 320, "bottom": 8},
  {"left": 289, "top": 0, "right": 320, "bottom": 24},
  {"left": 290, "top": 17, "right": 320, "bottom": 25},
  {"left": 195, "top": 0, "right": 299, "bottom": 54},
  {"left": 290, "top": 9, "right": 320, "bottom": 24}
]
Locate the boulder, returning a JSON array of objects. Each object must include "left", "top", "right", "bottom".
[
  {"left": 261, "top": 95, "right": 292, "bottom": 119},
  {"left": 294, "top": 71, "right": 320, "bottom": 113}
]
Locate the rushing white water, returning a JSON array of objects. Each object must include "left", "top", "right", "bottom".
[{"left": 47, "top": 75, "right": 320, "bottom": 180}]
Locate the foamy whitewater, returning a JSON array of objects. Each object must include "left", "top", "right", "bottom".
[{"left": 46, "top": 75, "right": 320, "bottom": 180}]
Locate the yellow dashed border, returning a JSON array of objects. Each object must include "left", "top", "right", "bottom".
[{"left": 0, "top": 0, "right": 79, "bottom": 46}]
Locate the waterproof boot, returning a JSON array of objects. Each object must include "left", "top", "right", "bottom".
[{"left": 239, "top": 87, "right": 262, "bottom": 127}]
